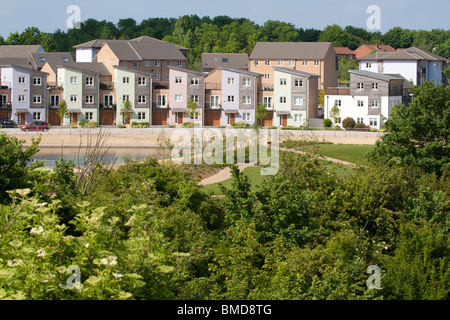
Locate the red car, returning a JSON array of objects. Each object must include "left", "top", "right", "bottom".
[{"left": 21, "top": 121, "right": 50, "bottom": 132}]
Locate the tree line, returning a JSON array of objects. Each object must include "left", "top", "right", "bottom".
[{"left": 0, "top": 15, "right": 449, "bottom": 70}]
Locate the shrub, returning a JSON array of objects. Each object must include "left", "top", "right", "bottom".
[
  {"left": 342, "top": 117, "right": 356, "bottom": 129},
  {"left": 323, "top": 118, "right": 332, "bottom": 128},
  {"left": 354, "top": 123, "right": 370, "bottom": 131},
  {"left": 231, "top": 122, "right": 245, "bottom": 128},
  {"left": 182, "top": 122, "right": 194, "bottom": 128},
  {"left": 118, "top": 124, "right": 126, "bottom": 128}
]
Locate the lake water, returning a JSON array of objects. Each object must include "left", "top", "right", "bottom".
[{"left": 32, "top": 147, "right": 163, "bottom": 167}]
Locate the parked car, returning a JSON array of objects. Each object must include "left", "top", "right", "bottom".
[
  {"left": 21, "top": 121, "right": 50, "bottom": 132},
  {"left": 1, "top": 119, "right": 18, "bottom": 128}
]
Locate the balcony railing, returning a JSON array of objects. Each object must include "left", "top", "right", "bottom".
[
  {"left": 205, "top": 83, "right": 222, "bottom": 90},
  {"left": 152, "top": 102, "right": 169, "bottom": 109},
  {"left": 258, "top": 85, "right": 274, "bottom": 91},
  {"left": 1, "top": 102, "right": 12, "bottom": 108},
  {"left": 325, "top": 87, "right": 350, "bottom": 95},
  {"left": 100, "top": 83, "right": 115, "bottom": 90},
  {"left": 205, "top": 102, "right": 221, "bottom": 109},
  {"left": 1, "top": 82, "right": 11, "bottom": 89}
]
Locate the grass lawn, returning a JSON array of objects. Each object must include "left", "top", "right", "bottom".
[{"left": 287, "top": 143, "right": 375, "bottom": 165}]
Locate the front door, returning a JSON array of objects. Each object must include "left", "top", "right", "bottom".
[
  {"left": 177, "top": 112, "right": 183, "bottom": 125},
  {"left": 70, "top": 113, "right": 78, "bottom": 125},
  {"left": 280, "top": 115, "right": 287, "bottom": 127},
  {"left": 18, "top": 113, "right": 26, "bottom": 125}
]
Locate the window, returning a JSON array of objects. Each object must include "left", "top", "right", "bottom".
[
  {"left": 62, "top": 57, "right": 69, "bottom": 62},
  {"left": 336, "top": 117, "right": 342, "bottom": 124},
  {"left": 357, "top": 83, "right": 364, "bottom": 90},
  {"left": 155, "top": 61, "right": 161, "bottom": 66},
  {"left": 174, "top": 113, "right": 179, "bottom": 124},
  {"left": 242, "top": 96, "right": 251, "bottom": 105},
  {"left": 50, "top": 94, "right": 60, "bottom": 107},
  {"left": 314, "top": 60, "right": 320, "bottom": 66},
  {"left": 70, "top": 95, "right": 77, "bottom": 102},
  {"left": 85, "top": 112, "right": 93, "bottom": 121},
  {"left": 264, "top": 60, "right": 270, "bottom": 66},
  {"left": 243, "top": 112, "right": 251, "bottom": 121},
  {"left": 85, "top": 95, "right": 94, "bottom": 104},
  {"left": 210, "top": 95, "right": 220, "bottom": 107},
  {"left": 264, "top": 74, "right": 270, "bottom": 80},
  {"left": 357, "top": 100, "right": 364, "bottom": 107},
  {"left": 280, "top": 78, "right": 287, "bottom": 86},
  {"left": 39, "top": 57, "right": 46, "bottom": 62},
  {"left": 302, "top": 60, "right": 308, "bottom": 66},
  {"left": 123, "top": 77, "right": 130, "bottom": 84},
  {"left": 138, "top": 112, "right": 146, "bottom": 120},
  {"left": 371, "top": 101, "right": 379, "bottom": 108},
  {"left": 289, "top": 60, "right": 295, "bottom": 66},
  {"left": 335, "top": 100, "right": 341, "bottom": 106},
  {"left": 157, "top": 94, "right": 167, "bottom": 107},
  {"left": 167, "top": 61, "right": 172, "bottom": 66},
  {"left": 123, "top": 62, "right": 128, "bottom": 67},
  {"left": 254, "top": 60, "right": 259, "bottom": 66},
  {"left": 177, "top": 61, "right": 183, "bottom": 67},
  {"left": 357, "top": 117, "right": 364, "bottom": 124},
  {"left": 295, "top": 79, "right": 303, "bottom": 87},
  {"left": 122, "top": 95, "right": 130, "bottom": 102},
  {"left": 227, "top": 95, "right": 235, "bottom": 102},
  {"left": 104, "top": 95, "right": 114, "bottom": 106},
  {"left": 145, "top": 61, "right": 151, "bottom": 67},
  {"left": 33, "top": 112, "right": 41, "bottom": 120},
  {"left": 138, "top": 77, "right": 147, "bottom": 86},
  {"left": 18, "top": 77, "right": 26, "bottom": 84},
  {"left": 190, "top": 77, "right": 199, "bottom": 85},
  {"left": 175, "top": 94, "right": 182, "bottom": 102},
  {"left": 278, "top": 60, "right": 283, "bottom": 66},
  {"left": 294, "top": 114, "right": 302, "bottom": 122},
  {"left": 133, "top": 62, "right": 138, "bottom": 68},
  {"left": 85, "top": 77, "right": 94, "bottom": 86},
  {"left": 263, "top": 96, "right": 272, "bottom": 108},
  {"left": 280, "top": 96, "right": 287, "bottom": 104},
  {"left": 190, "top": 95, "right": 199, "bottom": 103},
  {"left": 189, "top": 112, "right": 199, "bottom": 120},
  {"left": 166, "top": 74, "right": 170, "bottom": 81},
  {"left": 138, "top": 95, "right": 147, "bottom": 104},
  {"left": 366, "top": 63, "right": 372, "bottom": 68},
  {"left": 372, "top": 83, "right": 379, "bottom": 90},
  {"left": 155, "top": 74, "right": 160, "bottom": 81},
  {"left": 33, "top": 77, "right": 42, "bottom": 85},
  {"left": 294, "top": 97, "right": 304, "bottom": 106},
  {"left": 243, "top": 78, "right": 251, "bottom": 86},
  {"left": 227, "top": 113, "right": 231, "bottom": 125},
  {"left": 33, "top": 95, "right": 42, "bottom": 104},
  {"left": 18, "top": 95, "right": 25, "bottom": 102},
  {"left": 369, "top": 118, "right": 378, "bottom": 127},
  {"left": 227, "top": 77, "right": 235, "bottom": 85},
  {"left": 70, "top": 76, "right": 77, "bottom": 84}
]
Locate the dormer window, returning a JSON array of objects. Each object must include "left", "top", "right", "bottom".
[
  {"left": 62, "top": 57, "right": 69, "bottom": 62},
  {"left": 40, "top": 57, "right": 46, "bottom": 62}
]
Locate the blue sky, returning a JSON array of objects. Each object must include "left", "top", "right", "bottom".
[{"left": 0, "top": 0, "right": 449, "bottom": 38}]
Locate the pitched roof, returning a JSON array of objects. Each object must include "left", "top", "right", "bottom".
[
  {"left": 273, "top": 67, "right": 320, "bottom": 78},
  {"left": 349, "top": 70, "right": 404, "bottom": 81},
  {"left": 201, "top": 53, "right": 249, "bottom": 70},
  {"left": 30, "top": 52, "right": 74, "bottom": 70},
  {"left": 73, "top": 36, "right": 188, "bottom": 51},
  {"left": 358, "top": 47, "right": 447, "bottom": 62},
  {"left": 56, "top": 62, "right": 111, "bottom": 75},
  {"left": 220, "top": 66, "right": 261, "bottom": 77},
  {"left": 0, "top": 57, "right": 33, "bottom": 68},
  {"left": 0, "top": 64, "right": 48, "bottom": 75},
  {"left": 168, "top": 66, "right": 205, "bottom": 77},
  {"left": 104, "top": 41, "right": 186, "bottom": 61},
  {"left": 334, "top": 47, "right": 356, "bottom": 55},
  {"left": 249, "top": 42, "right": 333, "bottom": 60},
  {"left": 0, "top": 45, "right": 44, "bottom": 58},
  {"left": 358, "top": 44, "right": 396, "bottom": 52},
  {"left": 113, "top": 65, "right": 154, "bottom": 76}
]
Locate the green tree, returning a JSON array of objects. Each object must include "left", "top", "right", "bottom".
[
  {"left": 338, "top": 56, "right": 359, "bottom": 83},
  {"left": 329, "top": 103, "right": 341, "bottom": 124},
  {"left": 255, "top": 104, "right": 268, "bottom": 127},
  {"left": 121, "top": 99, "right": 132, "bottom": 124},
  {"left": 368, "top": 82, "right": 450, "bottom": 176},
  {"left": 57, "top": 100, "right": 69, "bottom": 126},
  {"left": 0, "top": 133, "right": 40, "bottom": 202}
]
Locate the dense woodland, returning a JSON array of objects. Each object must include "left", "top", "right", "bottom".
[
  {"left": 1, "top": 15, "right": 449, "bottom": 70},
  {"left": 0, "top": 82, "right": 448, "bottom": 300}
]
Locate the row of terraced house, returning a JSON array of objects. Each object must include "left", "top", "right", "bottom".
[{"left": 0, "top": 37, "right": 447, "bottom": 129}]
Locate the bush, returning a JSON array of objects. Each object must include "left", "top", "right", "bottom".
[
  {"left": 182, "top": 122, "right": 194, "bottom": 128},
  {"left": 231, "top": 122, "right": 245, "bottom": 128},
  {"left": 118, "top": 124, "right": 126, "bottom": 128},
  {"left": 342, "top": 117, "right": 356, "bottom": 129},
  {"left": 323, "top": 118, "right": 332, "bottom": 128},
  {"left": 354, "top": 123, "right": 370, "bottom": 131}
]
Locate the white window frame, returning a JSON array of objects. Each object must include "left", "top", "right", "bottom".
[
  {"left": 85, "top": 112, "right": 94, "bottom": 121},
  {"left": 145, "top": 61, "right": 151, "bottom": 67},
  {"left": 155, "top": 74, "right": 160, "bottom": 81},
  {"left": 243, "top": 78, "right": 251, "bottom": 86},
  {"left": 18, "top": 77, "right": 26, "bottom": 84},
  {"left": 138, "top": 95, "right": 147, "bottom": 104},
  {"left": 243, "top": 112, "right": 251, "bottom": 121},
  {"left": 366, "top": 62, "right": 372, "bottom": 68},
  {"left": 190, "top": 77, "right": 199, "bottom": 85},
  {"left": 371, "top": 100, "right": 379, "bottom": 108},
  {"left": 85, "top": 77, "right": 94, "bottom": 86},
  {"left": 133, "top": 62, "right": 138, "bottom": 68},
  {"left": 210, "top": 95, "right": 220, "bottom": 107},
  {"left": 157, "top": 94, "right": 167, "bottom": 107},
  {"left": 295, "top": 79, "right": 303, "bottom": 87},
  {"left": 242, "top": 96, "right": 251, "bottom": 105},
  {"left": 314, "top": 60, "right": 320, "bottom": 66},
  {"left": 70, "top": 76, "right": 78, "bottom": 84},
  {"left": 177, "top": 61, "right": 183, "bottom": 67},
  {"left": 175, "top": 94, "right": 182, "bottom": 102},
  {"left": 264, "top": 60, "right": 270, "bottom": 66},
  {"left": 335, "top": 100, "right": 342, "bottom": 107},
  {"left": 278, "top": 60, "right": 283, "bottom": 66},
  {"left": 369, "top": 118, "right": 378, "bottom": 127},
  {"left": 190, "top": 95, "right": 199, "bottom": 103},
  {"left": 280, "top": 96, "right": 287, "bottom": 104},
  {"left": 70, "top": 95, "right": 77, "bottom": 102},
  {"left": 289, "top": 60, "right": 295, "bottom": 66},
  {"left": 227, "top": 95, "right": 235, "bottom": 102},
  {"left": 167, "top": 61, "right": 172, "bottom": 66},
  {"left": 227, "top": 77, "right": 235, "bottom": 85},
  {"left": 254, "top": 60, "right": 259, "bottom": 66},
  {"left": 372, "top": 83, "right": 379, "bottom": 90},
  {"left": 138, "top": 77, "right": 147, "bottom": 86},
  {"left": 155, "top": 61, "right": 161, "bottom": 67},
  {"left": 263, "top": 96, "right": 272, "bottom": 108},
  {"left": 33, "top": 95, "right": 42, "bottom": 104},
  {"left": 122, "top": 95, "right": 130, "bottom": 102},
  {"left": 18, "top": 95, "right": 26, "bottom": 102},
  {"left": 138, "top": 112, "right": 146, "bottom": 120},
  {"left": 294, "top": 97, "right": 304, "bottom": 106},
  {"left": 302, "top": 60, "right": 308, "bottom": 66},
  {"left": 123, "top": 77, "right": 130, "bottom": 84},
  {"left": 357, "top": 83, "right": 364, "bottom": 90},
  {"left": 357, "top": 117, "right": 364, "bottom": 124},
  {"left": 280, "top": 78, "right": 287, "bottom": 86},
  {"left": 85, "top": 95, "right": 94, "bottom": 104},
  {"left": 33, "top": 77, "right": 42, "bottom": 86},
  {"left": 264, "top": 74, "right": 270, "bottom": 80},
  {"left": 33, "top": 112, "right": 41, "bottom": 120},
  {"left": 104, "top": 95, "right": 114, "bottom": 106},
  {"left": 357, "top": 100, "right": 364, "bottom": 107}
]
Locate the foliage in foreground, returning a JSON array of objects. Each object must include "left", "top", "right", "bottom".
[{"left": 0, "top": 141, "right": 448, "bottom": 299}]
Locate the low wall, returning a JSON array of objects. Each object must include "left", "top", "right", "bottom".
[{"left": 1, "top": 128, "right": 383, "bottom": 147}]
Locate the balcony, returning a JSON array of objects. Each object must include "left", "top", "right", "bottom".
[
  {"left": 152, "top": 102, "right": 169, "bottom": 109},
  {"left": 100, "top": 82, "right": 114, "bottom": 90},
  {"left": 100, "top": 103, "right": 116, "bottom": 109},
  {"left": 325, "top": 87, "right": 350, "bottom": 95},
  {"left": 205, "top": 102, "right": 221, "bottom": 109},
  {"left": 205, "top": 83, "right": 222, "bottom": 91},
  {"left": 1, "top": 102, "right": 12, "bottom": 108},
  {"left": 1, "top": 81, "right": 11, "bottom": 89},
  {"left": 258, "top": 85, "right": 274, "bottom": 92}
]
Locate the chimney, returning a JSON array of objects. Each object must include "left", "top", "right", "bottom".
[{"left": 376, "top": 43, "right": 379, "bottom": 50}]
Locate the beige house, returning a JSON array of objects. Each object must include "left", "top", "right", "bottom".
[{"left": 249, "top": 42, "right": 338, "bottom": 90}]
